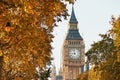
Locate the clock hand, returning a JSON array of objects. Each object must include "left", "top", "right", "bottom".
[{"left": 74, "top": 52, "right": 75, "bottom": 55}]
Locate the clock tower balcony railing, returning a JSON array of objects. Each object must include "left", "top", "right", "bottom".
[{"left": 64, "top": 60, "right": 84, "bottom": 67}]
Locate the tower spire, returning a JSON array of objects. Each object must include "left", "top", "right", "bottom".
[{"left": 69, "top": 4, "right": 78, "bottom": 23}]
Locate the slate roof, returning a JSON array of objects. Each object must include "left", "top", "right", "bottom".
[
  {"left": 66, "top": 29, "right": 83, "bottom": 40},
  {"left": 69, "top": 6, "right": 78, "bottom": 23},
  {"left": 56, "top": 75, "right": 62, "bottom": 80}
]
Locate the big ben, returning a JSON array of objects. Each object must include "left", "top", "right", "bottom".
[{"left": 62, "top": 5, "right": 85, "bottom": 80}]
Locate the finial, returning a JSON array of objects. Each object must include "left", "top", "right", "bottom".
[{"left": 72, "top": 3, "right": 74, "bottom": 9}]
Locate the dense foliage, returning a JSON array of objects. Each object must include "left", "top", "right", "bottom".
[
  {"left": 0, "top": 0, "right": 74, "bottom": 80},
  {"left": 86, "top": 34, "right": 116, "bottom": 65},
  {"left": 110, "top": 16, "right": 120, "bottom": 80},
  {"left": 110, "top": 16, "right": 120, "bottom": 61},
  {"left": 84, "top": 16, "right": 120, "bottom": 80},
  {"left": 77, "top": 72, "right": 88, "bottom": 80}
]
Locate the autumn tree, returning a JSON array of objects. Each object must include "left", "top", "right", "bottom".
[
  {"left": 77, "top": 72, "right": 88, "bottom": 80},
  {"left": 110, "top": 16, "right": 120, "bottom": 80},
  {"left": 110, "top": 16, "right": 120, "bottom": 61},
  {"left": 86, "top": 16, "right": 120, "bottom": 80},
  {"left": 86, "top": 34, "right": 116, "bottom": 65},
  {"left": 86, "top": 34, "right": 117, "bottom": 80},
  {"left": 0, "top": 0, "right": 74, "bottom": 80}
]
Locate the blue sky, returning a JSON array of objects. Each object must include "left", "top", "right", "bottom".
[{"left": 52, "top": 0, "right": 120, "bottom": 73}]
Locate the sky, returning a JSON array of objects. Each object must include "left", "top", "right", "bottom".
[{"left": 51, "top": 0, "right": 120, "bottom": 73}]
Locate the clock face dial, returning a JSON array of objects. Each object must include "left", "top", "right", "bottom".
[{"left": 69, "top": 48, "right": 80, "bottom": 59}]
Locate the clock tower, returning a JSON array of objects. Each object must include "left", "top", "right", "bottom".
[{"left": 62, "top": 5, "right": 85, "bottom": 80}]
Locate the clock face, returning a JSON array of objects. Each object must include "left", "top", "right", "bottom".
[{"left": 69, "top": 48, "right": 80, "bottom": 59}]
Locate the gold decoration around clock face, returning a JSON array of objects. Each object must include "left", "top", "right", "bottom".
[{"left": 69, "top": 48, "right": 80, "bottom": 59}]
